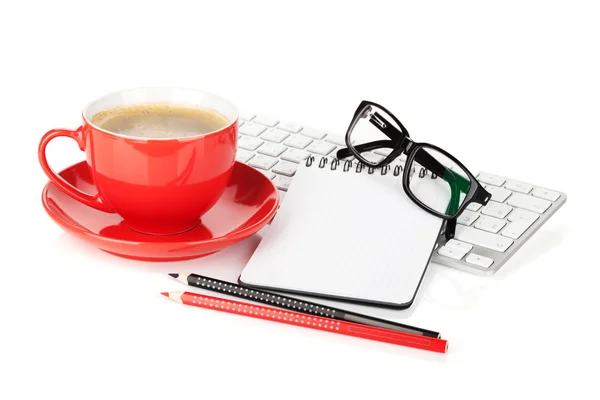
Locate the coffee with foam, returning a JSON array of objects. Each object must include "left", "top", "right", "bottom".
[{"left": 91, "top": 103, "right": 229, "bottom": 139}]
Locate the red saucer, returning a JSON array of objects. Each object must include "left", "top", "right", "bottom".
[{"left": 42, "top": 161, "right": 279, "bottom": 261}]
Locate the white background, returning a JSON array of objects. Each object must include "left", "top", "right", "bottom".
[{"left": 1, "top": 1, "right": 599, "bottom": 398}]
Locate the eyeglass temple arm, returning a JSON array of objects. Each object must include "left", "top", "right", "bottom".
[
  {"left": 442, "top": 179, "right": 462, "bottom": 239},
  {"left": 414, "top": 151, "right": 470, "bottom": 194},
  {"left": 444, "top": 218, "right": 457, "bottom": 240}
]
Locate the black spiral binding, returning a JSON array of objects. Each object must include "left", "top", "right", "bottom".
[{"left": 304, "top": 156, "right": 436, "bottom": 179}]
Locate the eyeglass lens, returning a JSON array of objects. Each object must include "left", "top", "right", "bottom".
[
  {"left": 407, "top": 146, "right": 472, "bottom": 217},
  {"left": 347, "top": 105, "right": 401, "bottom": 165}
]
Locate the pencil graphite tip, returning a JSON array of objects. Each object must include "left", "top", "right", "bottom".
[
  {"left": 160, "top": 291, "right": 184, "bottom": 303},
  {"left": 169, "top": 273, "right": 190, "bottom": 285}
]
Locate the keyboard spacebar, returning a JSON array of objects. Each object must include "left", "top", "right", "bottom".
[{"left": 455, "top": 226, "right": 514, "bottom": 253}]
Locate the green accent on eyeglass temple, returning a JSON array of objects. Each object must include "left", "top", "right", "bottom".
[{"left": 443, "top": 169, "right": 471, "bottom": 216}]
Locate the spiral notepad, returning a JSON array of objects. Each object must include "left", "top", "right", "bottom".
[{"left": 240, "top": 157, "right": 444, "bottom": 309}]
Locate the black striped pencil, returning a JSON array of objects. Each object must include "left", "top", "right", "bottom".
[{"left": 169, "top": 273, "right": 440, "bottom": 338}]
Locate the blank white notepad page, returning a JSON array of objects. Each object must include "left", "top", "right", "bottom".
[{"left": 240, "top": 164, "right": 443, "bottom": 307}]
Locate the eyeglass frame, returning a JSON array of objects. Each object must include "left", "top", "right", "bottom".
[{"left": 335, "top": 100, "right": 491, "bottom": 239}]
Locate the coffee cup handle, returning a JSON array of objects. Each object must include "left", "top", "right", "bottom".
[{"left": 39, "top": 128, "right": 114, "bottom": 213}]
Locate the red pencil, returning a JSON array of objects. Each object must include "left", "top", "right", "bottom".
[{"left": 162, "top": 291, "right": 448, "bottom": 353}]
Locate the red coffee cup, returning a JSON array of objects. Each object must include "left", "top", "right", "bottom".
[{"left": 38, "top": 87, "right": 238, "bottom": 235}]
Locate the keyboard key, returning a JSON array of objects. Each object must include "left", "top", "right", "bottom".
[
  {"left": 388, "top": 156, "right": 407, "bottom": 168},
  {"left": 238, "top": 136, "right": 263, "bottom": 151},
  {"left": 507, "top": 208, "right": 540, "bottom": 223},
  {"left": 445, "top": 239, "right": 473, "bottom": 253},
  {"left": 465, "top": 253, "right": 494, "bottom": 268},
  {"left": 273, "top": 175, "right": 292, "bottom": 191},
  {"left": 253, "top": 115, "right": 279, "bottom": 127},
  {"left": 466, "top": 203, "right": 482, "bottom": 212},
  {"left": 277, "top": 191, "right": 286, "bottom": 202},
  {"left": 325, "top": 135, "right": 348, "bottom": 146},
  {"left": 474, "top": 215, "right": 506, "bottom": 233},
  {"left": 300, "top": 127, "right": 327, "bottom": 140},
  {"left": 277, "top": 122, "right": 303, "bottom": 133},
  {"left": 481, "top": 201, "right": 513, "bottom": 219},
  {"left": 455, "top": 225, "right": 513, "bottom": 252},
  {"left": 239, "top": 113, "right": 255, "bottom": 121},
  {"left": 374, "top": 148, "right": 393, "bottom": 157},
  {"left": 360, "top": 152, "right": 385, "bottom": 164},
  {"left": 261, "top": 129, "right": 290, "bottom": 143},
  {"left": 239, "top": 123, "right": 266, "bottom": 137},
  {"left": 258, "top": 142, "right": 287, "bottom": 157},
  {"left": 501, "top": 219, "right": 535, "bottom": 240},
  {"left": 506, "top": 193, "right": 551, "bottom": 213},
  {"left": 284, "top": 135, "right": 313, "bottom": 149},
  {"left": 532, "top": 187, "right": 560, "bottom": 202},
  {"left": 260, "top": 170, "right": 276, "bottom": 180},
  {"left": 484, "top": 186, "right": 512, "bottom": 202},
  {"left": 272, "top": 160, "right": 298, "bottom": 177},
  {"left": 307, "top": 141, "right": 336, "bottom": 156},
  {"left": 477, "top": 172, "right": 506, "bottom": 187},
  {"left": 281, "top": 148, "right": 310, "bottom": 164},
  {"left": 238, "top": 121, "right": 244, "bottom": 127},
  {"left": 457, "top": 210, "right": 479, "bottom": 226},
  {"left": 248, "top": 154, "right": 278, "bottom": 170},
  {"left": 438, "top": 246, "right": 467, "bottom": 260},
  {"left": 235, "top": 149, "right": 255, "bottom": 163},
  {"left": 504, "top": 180, "right": 533, "bottom": 194}
]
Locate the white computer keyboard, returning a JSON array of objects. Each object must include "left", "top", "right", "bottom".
[{"left": 236, "top": 113, "right": 566, "bottom": 274}]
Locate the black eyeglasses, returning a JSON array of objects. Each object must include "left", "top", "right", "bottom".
[{"left": 336, "top": 100, "right": 491, "bottom": 239}]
